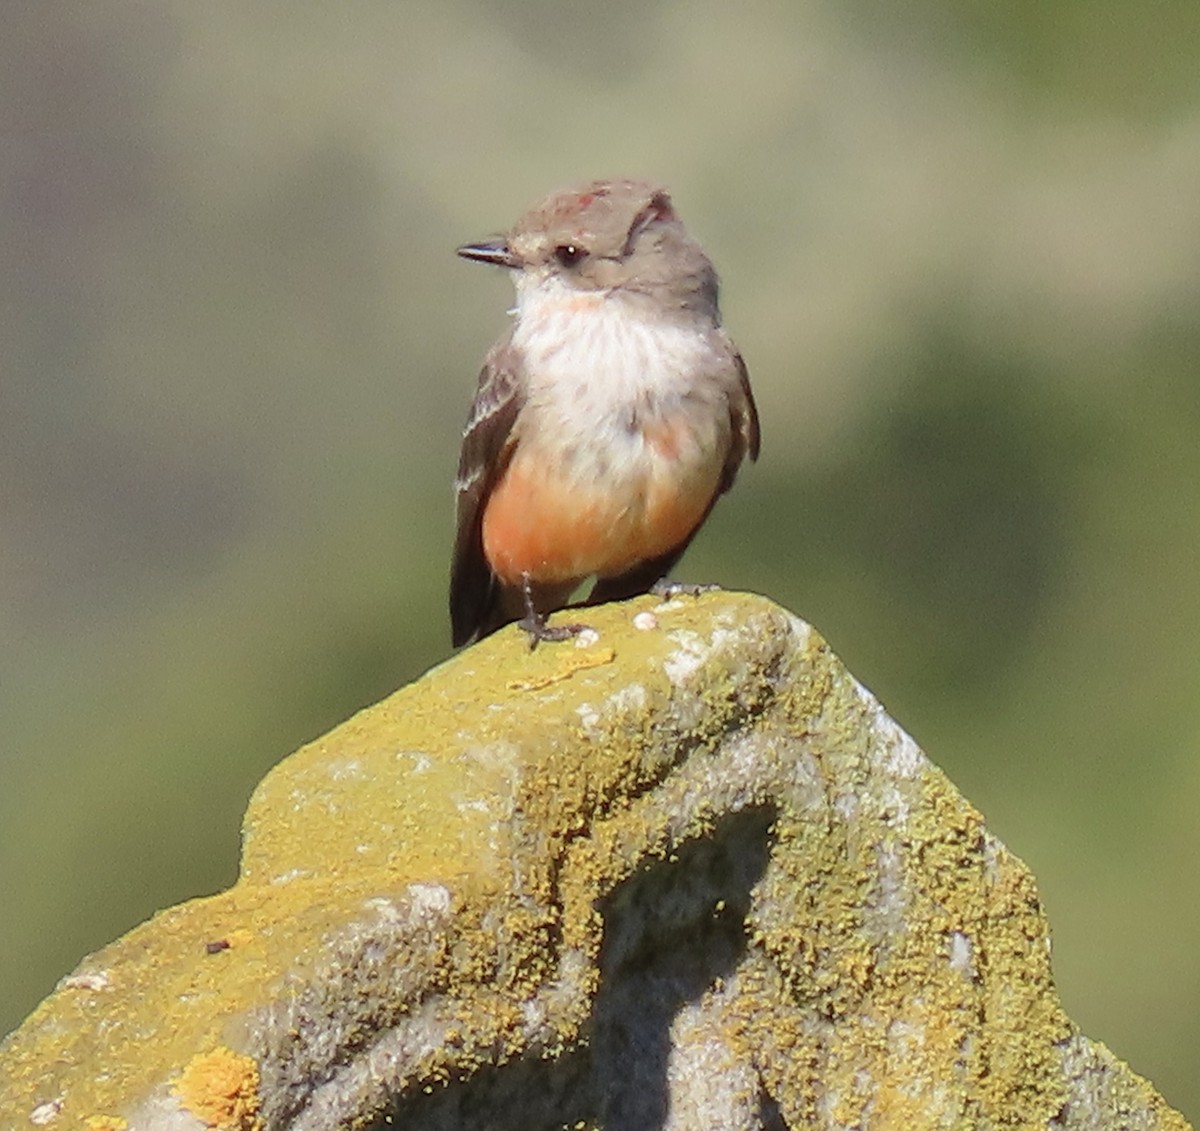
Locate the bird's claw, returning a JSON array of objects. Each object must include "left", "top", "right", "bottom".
[
  {"left": 650, "top": 579, "right": 721, "bottom": 599},
  {"left": 518, "top": 614, "right": 592, "bottom": 651}
]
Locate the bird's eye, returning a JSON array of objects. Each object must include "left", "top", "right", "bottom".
[{"left": 554, "top": 244, "right": 587, "bottom": 268}]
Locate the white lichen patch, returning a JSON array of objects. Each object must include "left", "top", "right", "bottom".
[
  {"left": 466, "top": 741, "right": 522, "bottom": 779},
  {"left": 663, "top": 630, "right": 711, "bottom": 683},
  {"left": 361, "top": 885, "right": 453, "bottom": 936},
  {"left": 833, "top": 789, "right": 859, "bottom": 822},
  {"left": 632, "top": 611, "right": 658, "bottom": 631},
  {"left": 606, "top": 682, "right": 648, "bottom": 715},
  {"left": 577, "top": 683, "right": 649, "bottom": 737},
  {"left": 456, "top": 797, "right": 492, "bottom": 816},
  {"left": 519, "top": 995, "right": 548, "bottom": 1032},
  {"left": 405, "top": 882, "right": 453, "bottom": 918},
  {"left": 874, "top": 839, "right": 908, "bottom": 926},
  {"left": 707, "top": 625, "right": 745, "bottom": 659},
  {"left": 395, "top": 751, "right": 432, "bottom": 774},
  {"left": 883, "top": 726, "right": 923, "bottom": 780},
  {"left": 887, "top": 1016, "right": 926, "bottom": 1052},
  {"left": 665, "top": 998, "right": 762, "bottom": 1129},
  {"left": 947, "top": 930, "right": 974, "bottom": 978},
  {"left": 880, "top": 782, "right": 910, "bottom": 828},
  {"left": 325, "top": 757, "right": 365, "bottom": 782},
  {"left": 58, "top": 970, "right": 110, "bottom": 993},
  {"left": 29, "top": 1099, "right": 62, "bottom": 1125},
  {"left": 362, "top": 895, "right": 403, "bottom": 920},
  {"left": 851, "top": 677, "right": 925, "bottom": 781},
  {"left": 782, "top": 612, "right": 814, "bottom": 649}
]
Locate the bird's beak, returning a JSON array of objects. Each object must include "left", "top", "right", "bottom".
[{"left": 456, "top": 238, "right": 519, "bottom": 268}]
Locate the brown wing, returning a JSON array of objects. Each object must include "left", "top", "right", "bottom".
[
  {"left": 719, "top": 340, "right": 760, "bottom": 493},
  {"left": 450, "top": 335, "right": 525, "bottom": 646}
]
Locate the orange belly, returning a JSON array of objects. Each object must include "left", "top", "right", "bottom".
[{"left": 481, "top": 447, "right": 718, "bottom": 586}]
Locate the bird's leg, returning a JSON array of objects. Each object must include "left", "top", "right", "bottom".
[{"left": 518, "top": 575, "right": 592, "bottom": 650}]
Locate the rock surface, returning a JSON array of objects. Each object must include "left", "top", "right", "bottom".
[{"left": 0, "top": 593, "right": 1189, "bottom": 1130}]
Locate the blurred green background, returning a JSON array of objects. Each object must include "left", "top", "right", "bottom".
[{"left": 3, "top": 0, "right": 1198, "bottom": 1116}]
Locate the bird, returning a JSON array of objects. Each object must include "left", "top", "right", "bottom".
[{"left": 450, "top": 178, "right": 759, "bottom": 647}]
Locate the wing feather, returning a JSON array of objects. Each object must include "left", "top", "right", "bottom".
[
  {"left": 450, "top": 336, "right": 524, "bottom": 646},
  {"left": 718, "top": 338, "right": 760, "bottom": 494}
]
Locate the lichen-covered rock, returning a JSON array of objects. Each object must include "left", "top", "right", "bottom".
[{"left": 0, "top": 593, "right": 1189, "bottom": 1130}]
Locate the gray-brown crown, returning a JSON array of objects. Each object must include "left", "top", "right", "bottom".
[{"left": 459, "top": 178, "right": 720, "bottom": 317}]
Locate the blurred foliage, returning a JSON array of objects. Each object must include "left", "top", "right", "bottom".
[{"left": 2, "top": 0, "right": 1198, "bottom": 1118}]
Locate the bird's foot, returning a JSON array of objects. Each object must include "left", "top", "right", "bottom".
[
  {"left": 517, "top": 573, "right": 593, "bottom": 649},
  {"left": 517, "top": 611, "right": 592, "bottom": 651},
  {"left": 650, "top": 579, "right": 722, "bottom": 600}
]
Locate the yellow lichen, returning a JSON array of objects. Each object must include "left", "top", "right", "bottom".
[{"left": 0, "top": 593, "right": 1189, "bottom": 1130}]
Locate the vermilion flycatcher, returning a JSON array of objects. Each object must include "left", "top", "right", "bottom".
[{"left": 450, "top": 178, "right": 760, "bottom": 646}]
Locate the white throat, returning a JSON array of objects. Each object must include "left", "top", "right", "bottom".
[{"left": 510, "top": 273, "right": 715, "bottom": 408}]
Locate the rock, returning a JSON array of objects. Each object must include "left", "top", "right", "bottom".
[{"left": 0, "top": 593, "right": 1189, "bottom": 1130}]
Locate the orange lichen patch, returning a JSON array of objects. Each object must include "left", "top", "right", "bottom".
[
  {"left": 174, "top": 1048, "right": 262, "bottom": 1131},
  {"left": 84, "top": 1118, "right": 127, "bottom": 1131},
  {"left": 507, "top": 645, "right": 617, "bottom": 690}
]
